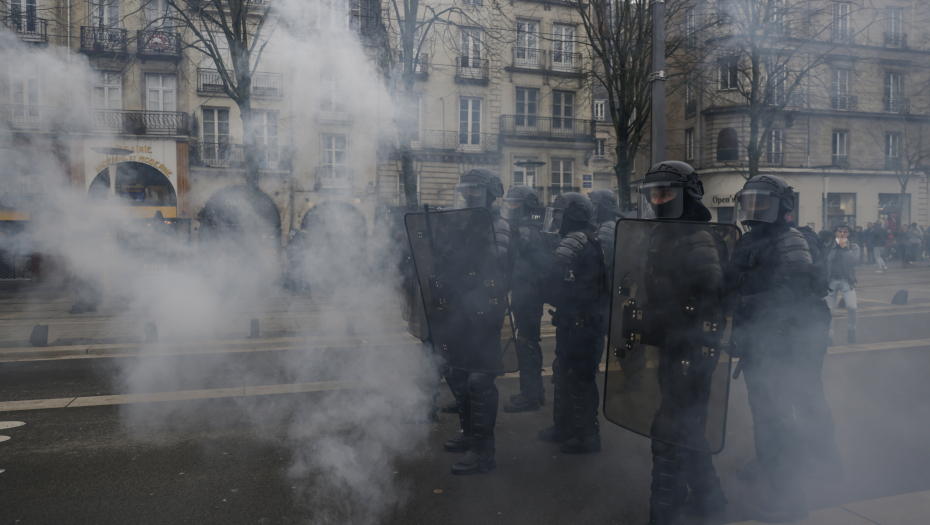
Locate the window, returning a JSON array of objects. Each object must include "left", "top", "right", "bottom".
[
  {"left": 886, "top": 8, "right": 904, "bottom": 47},
  {"left": 92, "top": 72, "right": 121, "bottom": 110},
  {"left": 461, "top": 28, "right": 482, "bottom": 68},
  {"left": 886, "top": 132, "right": 901, "bottom": 167},
  {"left": 594, "top": 138, "right": 606, "bottom": 158},
  {"left": 349, "top": 0, "right": 376, "bottom": 34},
  {"left": 144, "top": 0, "right": 169, "bottom": 26},
  {"left": 552, "top": 25, "right": 576, "bottom": 71},
  {"left": 768, "top": 0, "right": 784, "bottom": 27},
  {"left": 685, "top": 7, "right": 697, "bottom": 46},
  {"left": 90, "top": 0, "right": 120, "bottom": 28},
  {"left": 832, "top": 131, "right": 847, "bottom": 165},
  {"left": 766, "top": 129, "right": 784, "bottom": 165},
  {"left": 516, "top": 20, "right": 539, "bottom": 66},
  {"left": 513, "top": 158, "right": 538, "bottom": 186},
  {"left": 718, "top": 57, "right": 738, "bottom": 90},
  {"left": 255, "top": 110, "right": 279, "bottom": 164},
  {"left": 551, "top": 159, "right": 573, "bottom": 187},
  {"left": 321, "top": 133, "right": 348, "bottom": 167},
  {"left": 552, "top": 91, "right": 574, "bottom": 131},
  {"left": 833, "top": 3, "right": 850, "bottom": 42},
  {"left": 9, "top": 0, "right": 38, "bottom": 32},
  {"left": 685, "top": 128, "right": 694, "bottom": 160},
  {"left": 459, "top": 97, "right": 481, "bottom": 146},
  {"left": 10, "top": 73, "right": 39, "bottom": 125},
  {"left": 765, "top": 60, "right": 786, "bottom": 105},
  {"left": 826, "top": 193, "right": 856, "bottom": 228},
  {"left": 884, "top": 73, "right": 903, "bottom": 112},
  {"left": 145, "top": 74, "right": 175, "bottom": 112},
  {"left": 463, "top": 0, "right": 482, "bottom": 6},
  {"left": 200, "top": 35, "right": 231, "bottom": 69},
  {"left": 320, "top": 68, "right": 345, "bottom": 112},
  {"left": 831, "top": 69, "right": 851, "bottom": 109},
  {"left": 202, "top": 108, "right": 230, "bottom": 162},
  {"left": 515, "top": 88, "right": 538, "bottom": 128},
  {"left": 685, "top": 75, "right": 696, "bottom": 117},
  {"left": 716, "top": 128, "right": 738, "bottom": 161},
  {"left": 594, "top": 100, "right": 606, "bottom": 121}
]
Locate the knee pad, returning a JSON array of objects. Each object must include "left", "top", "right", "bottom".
[{"left": 467, "top": 372, "right": 495, "bottom": 393}]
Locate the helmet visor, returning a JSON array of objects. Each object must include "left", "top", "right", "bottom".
[
  {"left": 639, "top": 182, "right": 684, "bottom": 219},
  {"left": 735, "top": 190, "right": 781, "bottom": 224},
  {"left": 501, "top": 198, "right": 525, "bottom": 221},
  {"left": 543, "top": 207, "right": 564, "bottom": 234},
  {"left": 453, "top": 184, "right": 488, "bottom": 209}
]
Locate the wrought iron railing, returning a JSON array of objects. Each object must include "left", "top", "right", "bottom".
[
  {"left": 513, "top": 47, "right": 546, "bottom": 69},
  {"left": 80, "top": 26, "right": 128, "bottom": 54},
  {"left": 885, "top": 32, "right": 907, "bottom": 49},
  {"left": 510, "top": 47, "right": 583, "bottom": 73},
  {"left": 831, "top": 95, "right": 858, "bottom": 110},
  {"left": 831, "top": 26, "right": 853, "bottom": 43},
  {"left": 0, "top": 104, "right": 56, "bottom": 130},
  {"left": 3, "top": 16, "right": 47, "bottom": 43},
  {"left": 884, "top": 97, "right": 909, "bottom": 114},
  {"left": 315, "top": 166, "right": 354, "bottom": 190},
  {"left": 195, "top": 142, "right": 279, "bottom": 169},
  {"left": 197, "top": 68, "right": 283, "bottom": 98},
  {"left": 91, "top": 110, "right": 189, "bottom": 135},
  {"left": 455, "top": 57, "right": 489, "bottom": 84},
  {"left": 416, "top": 130, "right": 498, "bottom": 152},
  {"left": 137, "top": 30, "right": 181, "bottom": 59},
  {"left": 499, "top": 116, "right": 596, "bottom": 141},
  {"left": 551, "top": 50, "right": 582, "bottom": 73}
]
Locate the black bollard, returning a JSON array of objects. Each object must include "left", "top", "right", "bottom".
[
  {"left": 144, "top": 322, "right": 158, "bottom": 343},
  {"left": 892, "top": 290, "right": 908, "bottom": 305},
  {"left": 250, "top": 318, "right": 260, "bottom": 339},
  {"left": 29, "top": 325, "right": 48, "bottom": 347}
]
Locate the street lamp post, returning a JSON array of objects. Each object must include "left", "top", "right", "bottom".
[{"left": 91, "top": 147, "right": 132, "bottom": 199}]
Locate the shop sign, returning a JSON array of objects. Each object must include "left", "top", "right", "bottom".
[
  {"left": 709, "top": 194, "right": 736, "bottom": 206},
  {"left": 92, "top": 144, "right": 174, "bottom": 178}
]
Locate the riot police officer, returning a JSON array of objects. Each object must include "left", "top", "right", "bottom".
[
  {"left": 534, "top": 193, "right": 608, "bottom": 454},
  {"left": 442, "top": 168, "right": 516, "bottom": 475},
  {"left": 589, "top": 189, "right": 621, "bottom": 276},
  {"left": 501, "top": 185, "right": 548, "bottom": 413},
  {"left": 635, "top": 162, "right": 729, "bottom": 524},
  {"left": 730, "top": 175, "right": 836, "bottom": 522}
]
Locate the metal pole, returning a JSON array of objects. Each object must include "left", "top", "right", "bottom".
[
  {"left": 823, "top": 175, "right": 829, "bottom": 230},
  {"left": 650, "top": 0, "right": 667, "bottom": 165}
]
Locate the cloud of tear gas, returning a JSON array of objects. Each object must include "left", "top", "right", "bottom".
[{"left": 1, "top": 9, "right": 437, "bottom": 524}]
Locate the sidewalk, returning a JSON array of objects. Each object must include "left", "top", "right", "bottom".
[{"left": 730, "top": 488, "right": 930, "bottom": 524}]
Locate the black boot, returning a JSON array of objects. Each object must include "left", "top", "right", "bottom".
[
  {"left": 503, "top": 393, "right": 540, "bottom": 413},
  {"left": 538, "top": 358, "right": 571, "bottom": 442},
  {"left": 440, "top": 401, "right": 458, "bottom": 413},
  {"left": 452, "top": 373, "right": 498, "bottom": 475},
  {"left": 648, "top": 441, "right": 685, "bottom": 525},
  {"left": 505, "top": 337, "right": 544, "bottom": 412},
  {"left": 559, "top": 369, "right": 601, "bottom": 454},
  {"left": 444, "top": 433, "right": 471, "bottom": 453}
]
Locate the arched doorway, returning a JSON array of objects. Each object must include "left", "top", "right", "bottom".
[
  {"left": 88, "top": 162, "right": 177, "bottom": 207},
  {"left": 287, "top": 201, "right": 367, "bottom": 294}
]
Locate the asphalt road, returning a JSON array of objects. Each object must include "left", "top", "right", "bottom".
[{"left": 1, "top": 270, "right": 929, "bottom": 525}]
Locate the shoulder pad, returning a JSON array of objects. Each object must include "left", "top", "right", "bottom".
[
  {"left": 556, "top": 231, "right": 588, "bottom": 266},
  {"left": 776, "top": 228, "right": 812, "bottom": 270},
  {"left": 596, "top": 221, "right": 615, "bottom": 242}
]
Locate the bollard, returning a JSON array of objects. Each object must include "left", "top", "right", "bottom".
[
  {"left": 345, "top": 316, "right": 356, "bottom": 336},
  {"left": 144, "top": 322, "right": 158, "bottom": 343},
  {"left": 29, "top": 325, "right": 48, "bottom": 347},
  {"left": 250, "top": 318, "right": 260, "bottom": 339},
  {"left": 892, "top": 290, "right": 908, "bottom": 305}
]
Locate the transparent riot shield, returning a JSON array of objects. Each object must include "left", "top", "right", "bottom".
[
  {"left": 402, "top": 250, "right": 429, "bottom": 341},
  {"left": 603, "top": 219, "right": 740, "bottom": 454},
  {"left": 405, "top": 208, "right": 518, "bottom": 374}
]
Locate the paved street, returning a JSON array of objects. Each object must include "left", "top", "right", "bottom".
[{"left": 0, "top": 265, "right": 929, "bottom": 524}]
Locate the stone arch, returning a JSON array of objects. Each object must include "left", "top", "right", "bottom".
[{"left": 88, "top": 162, "right": 177, "bottom": 206}]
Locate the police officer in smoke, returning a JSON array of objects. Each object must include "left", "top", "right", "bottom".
[
  {"left": 589, "top": 189, "right": 622, "bottom": 277},
  {"left": 729, "top": 175, "right": 838, "bottom": 522},
  {"left": 637, "top": 162, "right": 729, "bottom": 524},
  {"left": 501, "top": 185, "right": 548, "bottom": 413},
  {"left": 532, "top": 193, "right": 608, "bottom": 454},
  {"left": 441, "top": 169, "right": 516, "bottom": 475}
]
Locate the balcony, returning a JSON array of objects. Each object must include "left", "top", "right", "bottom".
[
  {"left": 137, "top": 30, "right": 181, "bottom": 60},
  {"left": 314, "top": 166, "right": 354, "bottom": 190},
  {"left": 197, "top": 68, "right": 283, "bottom": 98},
  {"left": 3, "top": 16, "right": 47, "bottom": 43},
  {"left": 416, "top": 130, "right": 498, "bottom": 153},
  {"left": 831, "top": 95, "right": 858, "bottom": 111},
  {"left": 80, "top": 26, "right": 128, "bottom": 55},
  {"left": 0, "top": 104, "right": 57, "bottom": 130},
  {"left": 499, "top": 116, "right": 596, "bottom": 142},
  {"left": 395, "top": 52, "right": 428, "bottom": 80},
  {"left": 885, "top": 32, "right": 907, "bottom": 49},
  {"left": 831, "top": 27, "right": 853, "bottom": 44},
  {"left": 509, "top": 48, "right": 584, "bottom": 76},
  {"left": 831, "top": 154, "right": 849, "bottom": 167},
  {"left": 90, "top": 110, "right": 189, "bottom": 136},
  {"left": 884, "top": 98, "right": 909, "bottom": 114},
  {"left": 455, "top": 57, "right": 490, "bottom": 85},
  {"left": 194, "top": 142, "right": 280, "bottom": 169}
]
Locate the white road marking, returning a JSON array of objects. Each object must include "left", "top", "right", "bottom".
[
  {"left": 0, "top": 436, "right": 9, "bottom": 442},
  {"left": 0, "top": 421, "right": 25, "bottom": 430}
]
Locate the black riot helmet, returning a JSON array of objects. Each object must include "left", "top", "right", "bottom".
[
  {"left": 502, "top": 185, "right": 541, "bottom": 223},
  {"left": 639, "top": 161, "right": 704, "bottom": 220},
  {"left": 544, "top": 192, "right": 596, "bottom": 234},
  {"left": 734, "top": 175, "right": 794, "bottom": 226},
  {"left": 454, "top": 168, "right": 505, "bottom": 210},
  {"left": 589, "top": 189, "right": 620, "bottom": 222}
]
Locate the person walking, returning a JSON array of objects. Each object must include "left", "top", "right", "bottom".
[
  {"left": 868, "top": 222, "right": 887, "bottom": 273},
  {"left": 909, "top": 223, "right": 923, "bottom": 266},
  {"left": 821, "top": 222, "right": 859, "bottom": 344}
]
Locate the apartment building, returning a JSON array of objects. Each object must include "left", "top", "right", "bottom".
[{"left": 664, "top": 0, "right": 930, "bottom": 229}]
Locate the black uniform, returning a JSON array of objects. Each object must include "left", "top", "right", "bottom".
[{"left": 730, "top": 175, "right": 836, "bottom": 522}]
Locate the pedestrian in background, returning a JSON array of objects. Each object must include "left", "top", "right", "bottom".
[
  {"left": 821, "top": 222, "right": 859, "bottom": 344},
  {"left": 899, "top": 224, "right": 911, "bottom": 268},
  {"left": 909, "top": 223, "right": 923, "bottom": 266},
  {"left": 851, "top": 226, "right": 865, "bottom": 264},
  {"left": 863, "top": 223, "right": 873, "bottom": 264},
  {"left": 868, "top": 222, "right": 887, "bottom": 273}
]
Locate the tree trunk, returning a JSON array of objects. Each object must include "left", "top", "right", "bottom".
[{"left": 613, "top": 145, "right": 634, "bottom": 211}]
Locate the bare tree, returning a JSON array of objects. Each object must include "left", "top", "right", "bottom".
[
  {"left": 868, "top": 119, "right": 930, "bottom": 225},
  {"left": 570, "top": 0, "right": 694, "bottom": 210},
  {"left": 152, "top": 0, "right": 277, "bottom": 190}
]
